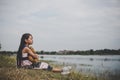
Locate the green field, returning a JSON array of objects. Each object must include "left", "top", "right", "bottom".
[{"left": 0, "top": 54, "right": 110, "bottom": 80}]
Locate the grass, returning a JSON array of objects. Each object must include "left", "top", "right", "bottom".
[{"left": 0, "top": 54, "right": 115, "bottom": 80}]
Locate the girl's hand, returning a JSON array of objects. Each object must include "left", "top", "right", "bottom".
[
  {"left": 23, "top": 47, "right": 38, "bottom": 59},
  {"left": 34, "top": 54, "right": 39, "bottom": 59}
]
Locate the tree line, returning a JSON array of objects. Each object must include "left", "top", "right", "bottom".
[{"left": 0, "top": 49, "right": 120, "bottom": 55}]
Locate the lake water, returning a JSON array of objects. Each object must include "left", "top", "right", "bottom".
[{"left": 40, "top": 55, "right": 120, "bottom": 76}]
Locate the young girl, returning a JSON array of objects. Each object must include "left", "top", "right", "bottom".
[{"left": 17, "top": 33, "right": 71, "bottom": 74}]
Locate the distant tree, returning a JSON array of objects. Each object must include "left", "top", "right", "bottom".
[
  {"left": 50, "top": 51, "right": 57, "bottom": 55},
  {"left": 0, "top": 43, "right": 1, "bottom": 50},
  {"left": 90, "top": 49, "right": 94, "bottom": 55},
  {"left": 40, "top": 50, "right": 44, "bottom": 54}
]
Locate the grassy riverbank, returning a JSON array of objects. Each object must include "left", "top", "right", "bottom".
[{"left": 0, "top": 54, "right": 113, "bottom": 80}]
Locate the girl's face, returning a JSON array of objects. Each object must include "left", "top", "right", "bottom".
[{"left": 25, "top": 35, "right": 33, "bottom": 45}]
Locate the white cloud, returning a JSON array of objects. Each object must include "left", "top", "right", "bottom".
[{"left": 0, "top": 0, "right": 120, "bottom": 51}]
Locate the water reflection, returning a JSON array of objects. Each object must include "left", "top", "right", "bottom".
[{"left": 40, "top": 55, "right": 120, "bottom": 76}]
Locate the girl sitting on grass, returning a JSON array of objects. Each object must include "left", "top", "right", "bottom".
[{"left": 17, "top": 33, "right": 71, "bottom": 74}]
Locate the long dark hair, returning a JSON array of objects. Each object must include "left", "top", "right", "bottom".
[{"left": 17, "top": 33, "right": 32, "bottom": 68}]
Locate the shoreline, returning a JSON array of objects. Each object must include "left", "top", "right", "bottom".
[{"left": 0, "top": 54, "right": 120, "bottom": 80}]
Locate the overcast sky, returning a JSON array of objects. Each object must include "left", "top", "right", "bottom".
[{"left": 0, "top": 0, "right": 120, "bottom": 51}]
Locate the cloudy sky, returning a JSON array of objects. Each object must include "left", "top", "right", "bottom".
[{"left": 0, "top": 0, "right": 120, "bottom": 51}]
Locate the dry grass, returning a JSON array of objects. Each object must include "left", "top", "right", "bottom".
[{"left": 0, "top": 54, "right": 111, "bottom": 80}]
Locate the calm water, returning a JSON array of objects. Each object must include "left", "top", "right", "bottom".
[{"left": 40, "top": 55, "right": 120, "bottom": 76}]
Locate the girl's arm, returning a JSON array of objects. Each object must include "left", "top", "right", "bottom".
[{"left": 23, "top": 47, "right": 38, "bottom": 58}]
